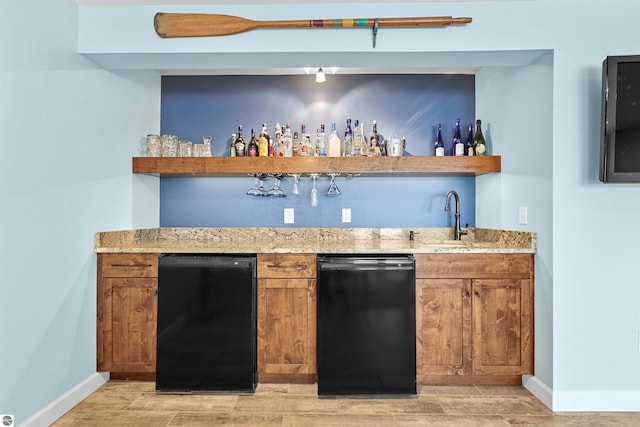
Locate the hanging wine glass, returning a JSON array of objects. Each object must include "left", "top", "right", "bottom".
[
  {"left": 268, "top": 173, "right": 286, "bottom": 197},
  {"left": 310, "top": 173, "right": 319, "bottom": 207},
  {"left": 247, "top": 173, "right": 262, "bottom": 196},
  {"left": 247, "top": 173, "right": 268, "bottom": 197},
  {"left": 288, "top": 174, "right": 301, "bottom": 195},
  {"left": 326, "top": 173, "right": 341, "bottom": 196}
]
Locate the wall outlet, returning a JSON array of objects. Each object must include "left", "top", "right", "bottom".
[
  {"left": 519, "top": 207, "right": 528, "bottom": 225},
  {"left": 342, "top": 208, "right": 352, "bottom": 223},
  {"left": 284, "top": 208, "right": 295, "bottom": 224}
]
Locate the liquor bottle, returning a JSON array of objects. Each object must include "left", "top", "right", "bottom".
[
  {"left": 435, "top": 123, "right": 445, "bottom": 156},
  {"left": 258, "top": 123, "right": 269, "bottom": 157},
  {"left": 343, "top": 119, "right": 353, "bottom": 157},
  {"left": 316, "top": 124, "right": 327, "bottom": 156},
  {"left": 359, "top": 121, "right": 369, "bottom": 156},
  {"left": 230, "top": 133, "right": 237, "bottom": 157},
  {"left": 299, "top": 124, "right": 309, "bottom": 157},
  {"left": 453, "top": 118, "right": 464, "bottom": 156},
  {"left": 274, "top": 123, "right": 284, "bottom": 156},
  {"left": 234, "top": 125, "right": 246, "bottom": 157},
  {"left": 327, "top": 122, "right": 342, "bottom": 157},
  {"left": 465, "top": 122, "right": 474, "bottom": 156},
  {"left": 369, "top": 120, "right": 381, "bottom": 156},
  {"left": 292, "top": 131, "right": 300, "bottom": 157},
  {"left": 247, "top": 128, "right": 258, "bottom": 157},
  {"left": 473, "top": 119, "right": 487, "bottom": 156},
  {"left": 283, "top": 123, "right": 293, "bottom": 157},
  {"left": 353, "top": 119, "right": 362, "bottom": 156}
]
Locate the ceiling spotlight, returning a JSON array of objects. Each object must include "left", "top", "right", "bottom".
[{"left": 315, "top": 67, "right": 326, "bottom": 83}]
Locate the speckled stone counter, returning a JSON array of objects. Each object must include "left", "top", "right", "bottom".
[{"left": 94, "top": 227, "right": 535, "bottom": 254}]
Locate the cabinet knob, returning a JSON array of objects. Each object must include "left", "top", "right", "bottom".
[{"left": 153, "top": 289, "right": 158, "bottom": 296}]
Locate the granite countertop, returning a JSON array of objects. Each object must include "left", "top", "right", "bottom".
[{"left": 94, "top": 227, "right": 536, "bottom": 254}]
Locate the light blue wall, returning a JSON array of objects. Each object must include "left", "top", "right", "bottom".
[
  {"left": 0, "top": 0, "right": 160, "bottom": 424},
  {"left": 1, "top": 0, "right": 639, "bottom": 423},
  {"left": 76, "top": 0, "right": 640, "bottom": 412}
]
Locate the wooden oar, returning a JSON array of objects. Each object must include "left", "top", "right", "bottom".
[{"left": 154, "top": 13, "right": 472, "bottom": 39}]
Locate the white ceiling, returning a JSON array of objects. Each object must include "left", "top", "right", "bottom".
[{"left": 77, "top": 0, "right": 528, "bottom": 4}]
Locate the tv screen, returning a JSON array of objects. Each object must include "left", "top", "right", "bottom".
[{"left": 600, "top": 55, "right": 640, "bottom": 182}]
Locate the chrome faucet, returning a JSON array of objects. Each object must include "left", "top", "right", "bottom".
[{"left": 444, "top": 190, "right": 468, "bottom": 240}]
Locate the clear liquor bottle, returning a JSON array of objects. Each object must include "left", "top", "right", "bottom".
[
  {"left": 230, "top": 133, "right": 236, "bottom": 157},
  {"left": 316, "top": 124, "right": 327, "bottom": 157},
  {"left": 343, "top": 119, "right": 353, "bottom": 157},
  {"left": 283, "top": 123, "right": 293, "bottom": 157},
  {"left": 327, "top": 122, "right": 342, "bottom": 157}
]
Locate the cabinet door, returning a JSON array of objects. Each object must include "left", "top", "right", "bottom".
[
  {"left": 105, "top": 277, "right": 158, "bottom": 378},
  {"left": 258, "top": 278, "right": 316, "bottom": 381},
  {"left": 416, "top": 279, "right": 471, "bottom": 380},
  {"left": 472, "top": 278, "right": 531, "bottom": 376}
]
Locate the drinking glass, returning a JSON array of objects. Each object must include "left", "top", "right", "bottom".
[
  {"left": 310, "top": 173, "right": 319, "bottom": 207},
  {"left": 268, "top": 173, "right": 286, "bottom": 197},
  {"left": 326, "top": 173, "right": 341, "bottom": 196},
  {"left": 247, "top": 173, "right": 267, "bottom": 196},
  {"left": 288, "top": 174, "right": 301, "bottom": 195}
]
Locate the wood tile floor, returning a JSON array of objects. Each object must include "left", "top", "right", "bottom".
[{"left": 53, "top": 381, "right": 640, "bottom": 426}]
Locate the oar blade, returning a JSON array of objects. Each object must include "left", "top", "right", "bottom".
[{"left": 154, "top": 13, "right": 257, "bottom": 38}]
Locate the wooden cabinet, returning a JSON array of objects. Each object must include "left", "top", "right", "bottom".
[
  {"left": 97, "top": 253, "right": 158, "bottom": 380},
  {"left": 257, "top": 254, "right": 317, "bottom": 383},
  {"left": 415, "top": 253, "right": 534, "bottom": 385}
]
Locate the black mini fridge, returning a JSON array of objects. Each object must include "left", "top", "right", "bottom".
[
  {"left": 316, "top": 255, "right": 416, "bottom": 396},
  {"left": 156, "top": 254, "right": 257, "bottom": 392}
]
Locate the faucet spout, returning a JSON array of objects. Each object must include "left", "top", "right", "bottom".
[{"left": 444, "top": 190, "right": 468, "bottom": 240}]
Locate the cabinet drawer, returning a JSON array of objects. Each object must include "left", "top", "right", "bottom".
[
  {"left": 415, "top": 253, "right": 533, "bottom": 279},
  {"left": 257, "top": 254, "right": 316, "bottom": 278},
  {"left": 99, "top": 253, "right": 158, "bottom": 278}
]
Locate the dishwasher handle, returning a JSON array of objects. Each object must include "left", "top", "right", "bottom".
[{"left": 317, "top": 256, "right": 415, "bottom": 271}]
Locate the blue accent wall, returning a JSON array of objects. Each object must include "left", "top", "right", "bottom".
[{"left": 160, "top": 74, "right": 476, "bottom": 227}]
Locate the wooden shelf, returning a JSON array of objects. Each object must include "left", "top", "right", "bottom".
[{"left": 132, "top": 156, "right": 501, "bottom": 177}]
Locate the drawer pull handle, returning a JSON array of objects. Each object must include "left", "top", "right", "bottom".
[
  {"left": 110, "top": 263, "right": 153, "bottom": 268},
  {"left": 267, "top": 264, "right": 307, "bottom": 270}
]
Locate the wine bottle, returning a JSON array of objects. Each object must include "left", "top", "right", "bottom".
[
  {"left": 283, "top": 123, "right": 293, "bottom": 157},
  {"left": 465, "top": 122, "right": 474, "bottom": 156},
  {"left": 453, "top": 118, "right": 464, "bottom": 156},
  {"left": 343, "top": 119, "right": 353, "bottom": 157},
  {"left": 473, "top": 119, "right": 487, "bottom": 156},
  {"left": 247, "top": 128, "right": 258, "bottom": 157},
  {"left": 435, "top": 123, "right": 445, "bottom": 156},
  {"left": 327, "top": 122, "right": 342, "bottom": 157},
  {"left": 230, "top": 133, "right": 236, "bottom": 157},
  {"left": 234, "top": 125, "right": 246, "bottom": 157},
  {"left": 258, "top": 123, "right": 269, "bottom": 157},
  {"left": 370, "top": 120, "right": 381, "bottom": 156}
]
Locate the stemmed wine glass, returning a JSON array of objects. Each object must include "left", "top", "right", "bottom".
[
  {"left": 309, "top": 173, "right": 319, "bottom": 207},
  {"left": 326, "top": 173, "right": 341, "bottom": 196},
  {"left": 268, "top": 173, "right": 286, "bottom": 197},
  {"left": 288, "top": 174, "right": 301, "bottom": 195},
  {"left": 247, "top": 173, "right": 267, "bottom": 196}
]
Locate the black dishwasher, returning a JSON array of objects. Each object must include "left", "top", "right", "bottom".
[
  {"left": 156, "top": 254, "right": 257, "bottom": 393},
  {"left": 316, "top": 254, "right": 416, "bottom": 396}
]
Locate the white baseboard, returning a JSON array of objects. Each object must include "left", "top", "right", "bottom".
[
  {"left": 523, "top": 375, "right": 553, "bottom": 409},
  {"left": 552, "top": 389, "right": 640, "bottom": 412},
  {"left": 20, "top": 372, "right": 109, "bottom": 427}
]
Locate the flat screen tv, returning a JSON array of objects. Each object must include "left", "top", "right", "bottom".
[{"left": 600, "top": 55, "right": 640, "bottom": 182}]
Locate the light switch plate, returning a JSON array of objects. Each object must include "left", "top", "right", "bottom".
[
  {"left": 342, "top": 208, "right": 352, "bottom": 223},
  {"left": 519, "top": 207, "right": 528, "bottom": 225},
  {"left": 284, "top": 208, "right": 295, "bottom": 224}
]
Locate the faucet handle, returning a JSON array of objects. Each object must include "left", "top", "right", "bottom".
[{"left": 460, "top": 224, "right": 469, "bottom": 236}]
